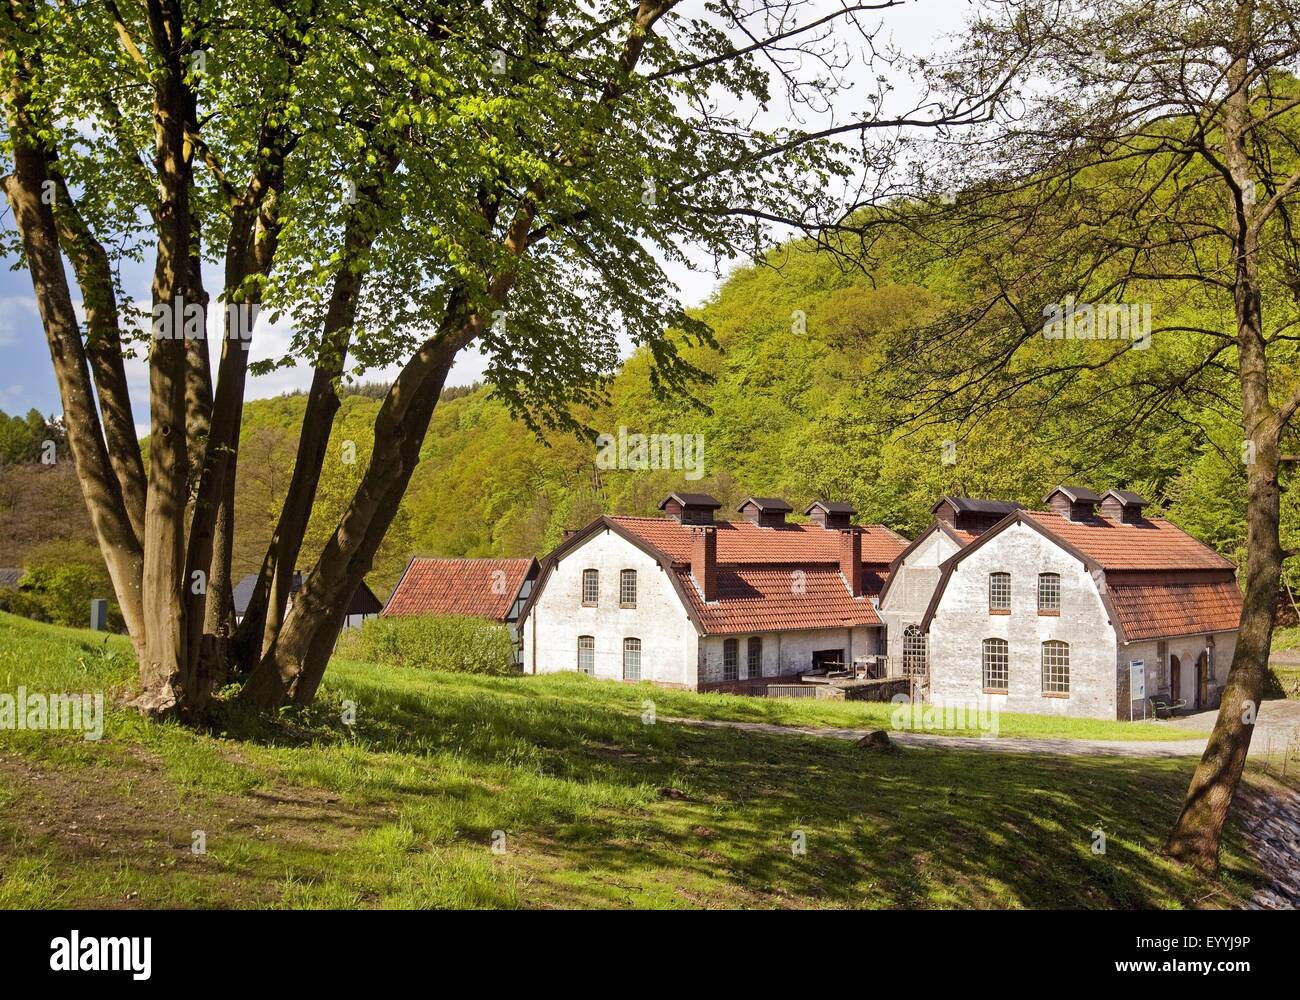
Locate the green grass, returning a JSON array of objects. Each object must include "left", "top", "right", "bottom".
[
  {"left": 0, "top": 612, "right": 1263, "bottom": 909},
  {"left": 498, "top": 670, "right": 1188, "bottom": 741}
]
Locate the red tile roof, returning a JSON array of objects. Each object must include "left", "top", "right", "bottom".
[
  {"left": 674, "top": 565, "right": 883, "bottom": 634},
  {"left": 595, "top": 516, "right": 904, "bottom": 635},
  {"left": 1106, "top": 578, "right": 1242, "bottom": 641},
  {"left": 1025, "top": 512, "right": 1234, "bottom": 571},
  {"left": 610, "top": 516, "right": 908, "bottom": 566},
  {"left": 383, "top": 557, "right": 536, "bottom": 620}
]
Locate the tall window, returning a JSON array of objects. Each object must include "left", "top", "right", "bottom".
[
  {"left": 723, "top": 638, "right": 739, "bottom": 681},
  {"left": 746, "top": 637, "right": 763, "bottom": 680},
  {"left": 1042, "top": 640, "right": 1070, "bottom": 694},
  {"left": 902, "top": 625, "right": 928, "bottom": 677},
  {"left": 989, "top": 572, "right": 1011, "bottom": 613},
  {"left": 623, "top": 637, "right": 641, "bottom": 680},
  {"left": 982, "top": 638, "right": 1009, "bottom": 692},
  {"left": 620, "top": 569, "right": 637, "bottom": 608},
  {"left": 581, "top": 569, "right": 599, "bottom": 606},
  {"left": 577, "top": 635, "right": 595, "bottom": 675},
  {"left": 1037, "top": 572, "right": 1060, "bottom": 614}
]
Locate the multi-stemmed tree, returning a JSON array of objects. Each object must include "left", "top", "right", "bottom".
[
  {"left": 886, "top": 0, "right": 1300, "bottom": 870},
  {"left": 2, "top": 0, "right": 1014, "bottom": 716}
]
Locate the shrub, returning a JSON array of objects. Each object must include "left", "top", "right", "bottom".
[
  {"left": 340, "top": 615, "right": 518, "bottom": 675},
  {"left": 16, "top": 539, "right": 124, "bottom": 630},
  {"left": 0, "top": 587, "right": 51, "bottom": 622}
]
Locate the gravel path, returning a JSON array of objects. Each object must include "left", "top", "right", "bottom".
[{"left": 668, "top": 716, "right": 1212, "bottom": 758}]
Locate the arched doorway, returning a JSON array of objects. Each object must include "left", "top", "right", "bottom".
[
  {"left": 1170, "top": 654, "right": 1182, "bottom": 704},
  {"left": 1196, "top": 651, "right": 1209, "bottom": 709}
]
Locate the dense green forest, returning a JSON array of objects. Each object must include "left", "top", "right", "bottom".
[
  {"left": 3, "top": 235, "right": 1295, "bottom": 601},
  {"left": 233, "top": 236, "right": 1296, "bottom": 596}
]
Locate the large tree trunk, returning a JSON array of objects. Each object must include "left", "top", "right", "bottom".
[
  {"left": 48, "top": 172, "right": 148, "bottom": 540},
  {"left": 239, "top": 330, "right": 462, "bottom": 708},
  {"left": 0, "top": 105, "right": 146, "bottom": 648},
  {"left": 1166, "top": 5, "right": 1275, "bottom": 869},
  {"left": 234, "top": 169, "right": 392, "bottom": 669},
  {"left": 135, "top": 0, "right": 198, "bottom": 716}
]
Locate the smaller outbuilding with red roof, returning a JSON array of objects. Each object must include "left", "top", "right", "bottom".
[{"left": 383, "top": 557, "right": 540, "bottom": 662}]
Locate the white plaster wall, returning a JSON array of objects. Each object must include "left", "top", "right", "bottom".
[
  {"left": 928, "top": 521, "right": 1118, "bottom": 719},
  {"left": 522, "top": 528, "right": 699, "bottom": 686},
  {"left": 880, "top": 528, "right": 963, "bottom": 665},
  {"left": 697, "top": 626, "right": 879, "bottom": 683},
  {"left": 1116, "top": 629, "right": 1238, "bottom": 717}
]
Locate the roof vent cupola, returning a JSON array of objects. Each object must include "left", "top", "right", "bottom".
[
  {"left": 1044, "top": 485, "right": 1102, "bottom": 522},
  {"left": 659, "top": 492, "right": 722, "bottom": 525},
  {"left": 804, "top": 500, "right": 857, "bottom": 530},
  {"left": 1101, "top": 489, "right": 1151, "bottom": 524},
  {"left": 737, "top": 497, "right": 793, "bottom": 527}
]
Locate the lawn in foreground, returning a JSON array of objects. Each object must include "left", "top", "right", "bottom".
[{"left": 0, "top": 614, "right": 1261, "bottom": 908}]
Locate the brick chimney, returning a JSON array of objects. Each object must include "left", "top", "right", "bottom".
[
  {"left": 839, "top": 527, "right": 865, "bottom": 597},
  {"left": 691, "top": 525, "right": 718, "bottom": 601}
]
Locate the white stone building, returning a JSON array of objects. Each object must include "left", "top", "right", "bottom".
[
  {"left": 878, "top": 496, "right": 1023, "bottom": 673},
  {"left": 918, "top": 487, "right": 1242, "bottom": 720},
  {"left": 519, "top": 494, "right": 909, "bottom": 689}
]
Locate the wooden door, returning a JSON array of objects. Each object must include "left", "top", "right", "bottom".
[
  {"left": 1170, "top": 654, "right": 1181, "bottom": 703},
  {"left": 1196, "top": 651, "right": 1209, "bottom": 709}
]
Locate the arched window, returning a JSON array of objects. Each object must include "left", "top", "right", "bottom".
[
  {"left": 982, "top": 638, "right": 1009, "bottom": 692},
  {"left": 989, "top": 572, "right": 1011, "bottom": 613},
  {"left": 1042, "top": 640, "right": 1070, "bottom": 694},
  {"left": 622, "top": 637, "right": 641, "bottom": 680},
  {"left": 620, "top": 569, "right": 637, "bottom": 608},
  {"left": 723, "top": 638, "right": 739, "bottom": 681},
  {"left": 581, "top": 569, "right": 599, "bottom": 606},
  {"left": 1038, "top": 572, "right": 1061, "bottom": 614},
  {"left": 902, "top": 625, "right": 928, "bottom": 677},
  {"left": 577, "top": 635, "right": 595, "bottom": 675},
  {"left": 746, "top": 637, "right": 763, "bottom": 680}
]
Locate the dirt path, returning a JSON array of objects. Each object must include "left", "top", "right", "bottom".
[{"left": 666, "top": 699, "right": 1300, "bottom": 759}]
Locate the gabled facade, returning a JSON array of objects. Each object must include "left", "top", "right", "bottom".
[
  {"left": 878, "top": 496, "right": 1022, "bottom": 673},
  {"left": 919, "top": 487, "right": 1242, "bottom": 719},
  {"left": 519, "top": 495, "right": 909, "bottom": 689}
]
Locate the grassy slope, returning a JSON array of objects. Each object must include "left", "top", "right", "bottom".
[{"left": 0, "top": 614, "right": 1262, "bottom": 909}]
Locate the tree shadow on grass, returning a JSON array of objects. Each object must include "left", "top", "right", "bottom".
[{"left": 204, "top": 667, "right": 1264, "bottom": 909}]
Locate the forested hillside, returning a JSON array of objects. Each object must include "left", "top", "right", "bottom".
[
  {"left": 3, "top": 235, "right": 1292, "bottom": 601},
  {"left": 231, "top": 236, "right": 1296, "bottom": 596}
]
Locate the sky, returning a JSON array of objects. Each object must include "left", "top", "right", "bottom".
[{"left": 0, "top": 0, "right": 970, "bottom": 431}]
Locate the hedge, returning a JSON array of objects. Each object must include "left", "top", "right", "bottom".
[{"left": 339, "top": 614, "right": 517, "bottom": 675}]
